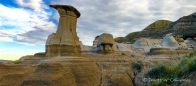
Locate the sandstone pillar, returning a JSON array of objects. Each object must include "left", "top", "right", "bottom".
[{"left": 46, "top": 4, "right": 81, "bottom": 57}]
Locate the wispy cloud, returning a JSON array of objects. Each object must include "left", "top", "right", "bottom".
[
  {"left": 1, "top": 0, "right": 196, "bottom": 46},
  {"left": 0, "top": 3, "right": 56, "bottom": 44}
]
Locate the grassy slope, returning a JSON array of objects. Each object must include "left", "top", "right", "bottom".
[
  {"left": 145, "top": 20, "right": 173, "bottom": 30},
  {"left": 114, "top": 31, "right": 140, "bottom": 43},
  {"left": 125, "top": 31, "right": 140, "bottom": 43},
  {"left": 114, "top": 37, "right": 127, "bottom": 43}
]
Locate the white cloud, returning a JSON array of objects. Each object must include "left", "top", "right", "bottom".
[
  {"left": 49, "top": 0, "right": 196, "bottom": 46},
  {"left": 1, "top": 0, "right": 196, "bottom": 46},
  {"left": 15, "top": 0, "right": 47, "bottom": 11},
  {"left": 0, "top": 4, "right": 56, "bottom": 44}
]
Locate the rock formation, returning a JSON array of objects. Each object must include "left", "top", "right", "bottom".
[
  {"left": 160, "top": 33, "right": 179, "bottom": 49},
  {"left": 177, "top": 38, "right": 187, "bottom": 49},
  {"left": 116, "top": 43, "right": 132, "bottom": 52},
  {"left": 149, "top": 48, "right": 177, "bottom": 55},
  {"left": 160, "top": 12, "right": 196, "bottom": 38},
  {"left": 132, "top": 38, "right": 161, "bottom": 52},
  {"left": 95, "top": 33, "right": 118, "bottom": 54},
  {"left": 93, "top": 36, "right": 99, "bottom": 46},
  {"left": 46, "top": 4, "right": 81, "bottom": 57}
]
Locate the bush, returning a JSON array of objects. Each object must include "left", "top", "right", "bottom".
[
  {"left": 147, "top": 51, "right": 196, "bottom": 85},
  {"left": 131, "top": 54, "right": 135, "bottom": 58},
  {"left": 148, "top": 63, "right": 169, "bottom": 78},
  {"left": 151, "top": 81, "right": 167, "bottom": 86},
  {"left": 132, "top": 61, "right": 143, "bottom": 72}
]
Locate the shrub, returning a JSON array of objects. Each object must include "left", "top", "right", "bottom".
[
  {"left": 190, "top": 57, "right": 196, "bottom": 71},
  {"left": 132, "top": 61, "right": 143, "bottom": 72},
  {"left": 147, "top": 51, "right": 196, "bottom": 85},
  {"left": 151, "top": 81, "right": 167, "bottom": 86},
  {"left": 131, "top": 54, "right": 135, "bottom": 58},
  {"left": 148, "top": 62, "right": 168, "bottom": 78}
]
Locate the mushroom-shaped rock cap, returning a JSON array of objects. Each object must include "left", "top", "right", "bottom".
[{"left": 49, "top": 4, "right": 81, "bottom": 18}]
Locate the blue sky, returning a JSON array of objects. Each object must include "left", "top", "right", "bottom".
[{"left": 0, "top": 0, "right": 196, "bottom": 60}]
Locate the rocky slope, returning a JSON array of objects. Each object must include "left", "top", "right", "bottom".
[
  {"left": 122, "top": 12, "right": 196, "bottom": 42},
  {"left": 115, "top": 20, "right": 172, "bottom": 44},
  {"left": 135, "top": 20, "right": 172, "bottom": 38},
  {"left": 160, "top": 12, "right": 196, "bottom": 39}
]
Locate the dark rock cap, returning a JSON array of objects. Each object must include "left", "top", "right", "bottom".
[{"left": 49, "top": 4, "right": 81, "bottom": 18}]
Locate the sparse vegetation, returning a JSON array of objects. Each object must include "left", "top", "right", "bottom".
[
  {"left": 147, "top": 51, "right": 196, "bottom": 85},
  {"left": 114, "top": 37, "right": 127, "bottom": 43},
  {"left": 13, "top": 60, "right": 22, "bottom": 64},
  {"left": 114, "top": 31, "right": 140, "bottom": 43},
  {"left": 146, "top": 20, "right": 173, "bottom": 30},
  {"left": 130, "top": 54, "right": 135, "bottom": 58},
  {"left": 132, "top": 61, "right": 143, "bottom": 72}
]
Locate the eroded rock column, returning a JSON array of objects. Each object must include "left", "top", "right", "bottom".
[{"left": 46, "top": 4, "right": 81, "bottom": 57}]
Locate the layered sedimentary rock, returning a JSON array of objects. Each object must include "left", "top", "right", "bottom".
[
  {"left": 34, "top": 52, "right": 45, "bottom": 57},
  {"left": 149, "top": 48, "right": 177, "bottom": 55},
  {"left": 160, "top": 12, "right": 196, "bottom": 38},
  {"left": 95, "top": 33, "right": 118, "bottom": 54},
  {"left": 46, "top": 4, "right": 81, "bottom": 57}
]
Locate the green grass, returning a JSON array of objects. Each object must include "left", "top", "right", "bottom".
[
  {"left": 125, "top": 31, "right": 140, "bottom": 43},
  {"left": 148, "top": 51, "right": 196, "bottom": 85},
  {"left": 145, "top": 20, "right": 173, "bottom": 30},
  {"left": 114, "top": 31, "right": 140, "bottom": 43},
  {"left": 114, "top": 37, "right": 127, "bottom": 43}
]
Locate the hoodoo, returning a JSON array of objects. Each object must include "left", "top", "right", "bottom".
[{"left": 46, "top": 4, "right": 81, "bottom": 57}]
